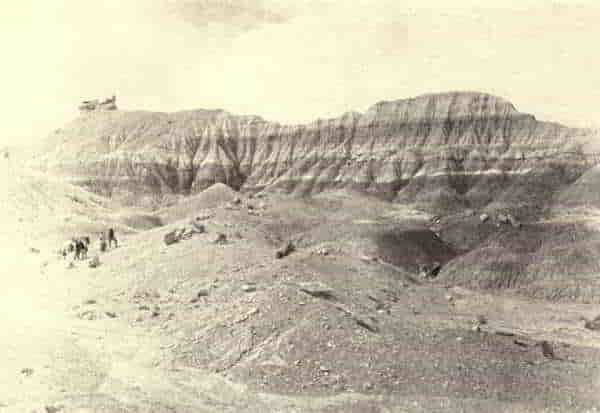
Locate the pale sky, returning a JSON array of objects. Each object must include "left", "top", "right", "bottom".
[{"left": 1, "top": 0, "right": 599, "bottom": 147}]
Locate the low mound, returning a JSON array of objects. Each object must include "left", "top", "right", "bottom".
[
  {"left": 519, "top": 279, "right": 600, "bottom": 303},
  {"left": 375, "top": 226, "right": 458, "bottom": 273},
  {"left": 116, "top": 213, "right": 164, "bottom": 230},
  {"left": 438, "top": 220, "right": 600, "bottom": 301},
  {"left": 437, "top": 215, "right": 499, "bottom": 251},
  {"left": 157, "top": 182, "right": 238, "bottom": 223},
  {"left": 413, "top": 186, "right": 468, "bottom": 216},
  {"left": 483, "top": 164, "right": 582, "bottom": 219},
  {"left": 555, "top": 164, "right": 600, "bottom": 208},
  {"left": 439, "top": 246, "right": 527, "bottom": 289}
]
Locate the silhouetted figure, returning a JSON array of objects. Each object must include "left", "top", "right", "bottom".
[
  {"left": 74, "top": 239, "right": 87, "bottom": 260},
  {"left": 99, "top": 233, "right": 107, "bottom": 252},
  {"left": 107, "top": 228, "right": 118, "bottom": 248}
]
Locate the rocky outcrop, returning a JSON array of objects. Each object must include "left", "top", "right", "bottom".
[
  {"left": 78, "top": 95, "right": 118, "bottom": 112},
  {"left": 33, "top": 91, "right": 597, "bottom": 212}
]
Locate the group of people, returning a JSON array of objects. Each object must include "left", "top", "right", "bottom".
[
  {"left": 63, "top": 236, "right": 90, "bottom": 260},
  {"left": 99, "top": 228, "right": 118, "bottom": 252},
  {"left": 61, "top": 228, "right": 118, "bottom": 260}
]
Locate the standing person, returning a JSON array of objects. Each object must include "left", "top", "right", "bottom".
[
  {"left": 99, "top": 232, "right": 107, "bottom": 253},
  {"left": 107, "top": 228, "right": 118, "bottom": 248}
]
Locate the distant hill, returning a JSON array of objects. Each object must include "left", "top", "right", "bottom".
[{"left": 31, "top": 91, "right": 598, "bottom": 214}]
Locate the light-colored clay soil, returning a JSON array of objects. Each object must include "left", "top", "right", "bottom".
[{"left": 2, "top": 161, "right": 600, "bottom": 413}]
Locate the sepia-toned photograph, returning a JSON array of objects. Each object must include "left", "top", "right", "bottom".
[{"left": 1, "top": 1, "right": 600, "bottom": 411}]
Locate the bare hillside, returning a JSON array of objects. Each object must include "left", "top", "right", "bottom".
[
  {"left": 3, "top": 167, "right": 600, "bottom": 412},
  {"left": 31, "top": 91, "right": 597, "bottom": 214},
  {"left": 7, "top": 91, "right": 600, "bottom": 412}
]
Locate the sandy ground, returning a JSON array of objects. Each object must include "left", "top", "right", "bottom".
[{"left": 3, "top": 161, "right": 600, "bottom": 412}]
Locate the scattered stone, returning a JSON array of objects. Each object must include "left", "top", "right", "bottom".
[
  {"left": 497, "top": 213, "right": 510, "bottom": 224},
  {"left": 196, "top": 289, "right": 210, "bottom": 298},
  {"left": 232, "top": 197, "right": 242, "bottom": 205},
  {"left": 476, "top": 314, "right": 488, "bottom": 325},
  {"left": 177, "top": 227, "right": 193, "bottom": 240},
  {"left": 88, "top": 255, "right": 101, "bottom": 268},
  {"left": 494, "top": 329, "right": 515, "bottom": 337},
  {"left": 363, "top": 382, "right": 373, "bottom": 391},
  {"left": 78, "top": 310, "right": 97, "bottom": 320},
  {"left": 83, "top": 299, "right": 97, "bottom": 305},
  {"left": 29, "top": 247, "right": 40, "bottom": 254},
  {"left": 582, "top": 315, "right": 600, "bottom": 331},
  {"left": 419, "top": 262, "right": 441, "bottom": 279},
  {"left": 164, "top": 230, "right": 180, "bottom": 246},
  {"left": 105, "top": 311, "right": 117, "bottom": 318},
  {"left": 190, "top": 220, "right": 206, "bottom": 234},
  {"left": 539, "top": 340, "right": 557, "bottom": 360},
  {"left": 316, "top": 247, "right": 330, "bottom": 256},
  {"left": 298, "top": 282, "right": 334, "bottom": 300},
  {"left": 353, "top": 316, "right": 379, "bottom": 333},
  {"left": 236, "top": 307, "right": 260, "bottom": 323},
  {"left": 66, "top": 261, "right": 75, "bottom": 269},
  {"left": 464, "top": 209, "right": 475, "bottom": 217},
  {"left": 242, "top": 285, "right": 257, "bottom": 293},
  {"left": 275, "top": 241, "right": 295, "bottom": 259},
  {"left": 508, "top": 214, "right": 521, "bottom": 229},
  {"left": 45, "top": 405, "right": 64, "bottom": 413},
  {"left": 479, "top": 213, "right": 489, "bottom": 222},
  {"left": 212, "top": 233, "right": 227, "bottom": 244}
]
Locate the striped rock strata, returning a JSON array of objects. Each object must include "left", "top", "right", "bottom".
[{"left": 32, "top": 91, "right": 598, "bottom": 212}]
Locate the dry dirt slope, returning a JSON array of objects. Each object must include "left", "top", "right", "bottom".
[
  {"left": 21, "top": 191, "right": 600, "bottom": 409},
  {"left": 3, "top": 162, "right": 600, "bottom": 412}
]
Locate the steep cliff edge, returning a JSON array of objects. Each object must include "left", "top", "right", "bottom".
[{"left": 32, "top": 91, "right": 597, "bottom": 212}]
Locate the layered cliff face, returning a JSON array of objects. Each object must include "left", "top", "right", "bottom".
[{"left": 33, "top": 91, "right": 596, "bottom": 212}]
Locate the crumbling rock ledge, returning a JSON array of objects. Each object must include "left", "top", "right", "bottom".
[{"left": 78, "top": 95, "right": 118, "bottom": 112}]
